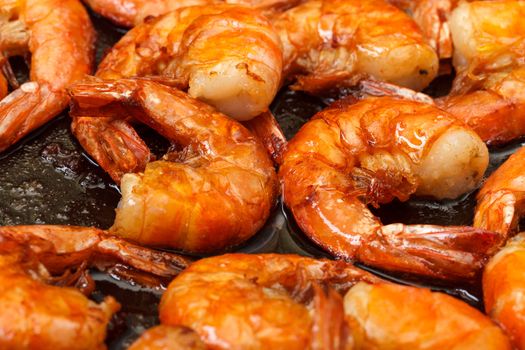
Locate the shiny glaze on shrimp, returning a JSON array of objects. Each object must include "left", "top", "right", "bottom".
[
  {"left": 484, "top": 232, "right": 525, "bottom": 350},
  {"left": 0, "top": 236, "right": 118, "bottom": 349},
  {"left": 274, "top": 0, "right": 439, "bottom": 93},
  {"left": 0, "top": 224, "right": 189, "bottom": 349},
  {"left": 95, "top": 4, "right": 282, "bottom": 120},
  {"left": 70, "top": 78, "right": 278, "bottom": 253},
  {"left": 474, "top": 145, "right": 525, "bottom": 238},
  {"left": 345, "top": 282, "right": 511, "bottom": 349},
  {"left": 280, "top": 96, "right": 498, "bottom": 281},
  {"left": 83, "top": 0, "right": 302, "bottom": 27},
  {"left": 436, "top": 0, "right": 525, "bottom": 144},
  {"left": 0, "top": 225, "right": 190, "bottom": 348},
  {"left": 152, "top": 254, "right": 509, "bottom": 349},
  {"left": 159, "top": 253, "right": 380, "bottom": 349},
  {"left": 73, "top": 4, "right": 284, "bottom": 182},
  {"left": 0, "top": 0, "right": 95, "bottom": 152}
]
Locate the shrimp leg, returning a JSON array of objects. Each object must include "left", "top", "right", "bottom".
[{"left": 243, "top": 110, "right": 287, "bottom": 164}]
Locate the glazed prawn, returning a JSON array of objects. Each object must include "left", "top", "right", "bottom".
[
  {"left": 159, "top": 253, "right": 380, "bottom": 349},
  {"left": 484, "top": 232, "right": 525, "bottom": 350},
  {"left": 274, "top": 0, "right": 439, "bottom": 93},
  {"left": 280, "top": 96, "right": 498, "bottom": 281},
  {"left": 70, "top": 78, "right": 278, "bottom": 253},
  {"left": 144, "top": 254, "right": 510, "bottom": 349},
  {"left": 0, "top": 225, "right": 189, "bottom": 349},
  {"left": 72, "top": 4, "right": 284, "bottom": 182},
  {"left": 436, "top": 0, "right": 525, "bottom": 144},
  {"left": 0, "top": 0, "right": 95, "bottom": 152},
  {"left": 83, "top": 0, "right": 302, "bottom": 28}
]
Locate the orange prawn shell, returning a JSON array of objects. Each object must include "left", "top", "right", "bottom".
[
  {"left": 275, "top": 0, "right": 438, "bottom": 92},
  {"left": 96, "top": 5, "right": 282, "bottom": 85},
  {"left": 159, "top": 253, "right": 380, "bottom": 349},
  {"left": 72, "top": 80, "right": 281, "bottom": 253},
  {"left": 0, "top": 237, "right": 119, "bottom": 349},
  {"left": 280, "top": 96, "right": 492, "bottom": 280},
  {"left": 282, "top": 97, "right": 465, "bottom": 211},
  {"left": 345, "top": 282, "right": 511, "bottom": 349},
  {"left": 436, "top": 1, "right": 525, "bottom": 144},
  {"left": 484, "top": 233, "right": 525, "bottom": 349},
  {"left": 0, "top": 0, "right": 95, "bottom": 152},
  {"left": 21, "top": 0, "right": 95, "bottom": 91}
]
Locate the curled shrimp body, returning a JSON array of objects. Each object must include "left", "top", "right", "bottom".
[
  {"left": 0, "top": 0, "right": 95, "bottom": 152},
  {"left": 0, "top": 224, "right": 189, "bottom": 349},
  {"left": 436, "top": 0, "right": 525, "bottom": 144},
  {"left": 73, "top": 4, "right": 284, "bottom": 182},
  {"left": 484, "top": 232, "right": 525, "bottom": 350},
  {"left": 70, "top": 78, "right": 278, "bottom": 253},
  {"left": 474, "top": 145, "right": 525, "bottom": 238},
  {"left": 95, "top": 4, "right": 282, "bottom": 121},
  {"left": 146, "top": 254, "right": 509, "bottom": 349},
  {"left": 280, "top": 96, "right": 497, "bottom": 281},
  {"left": 0, "top": 237, "right": 118, "bottom": 349},
  {"left": 345, "top": 282, "right": 511, "bottom": 349},
  {"left": 159, "top": 253, "right": 381, "bottom": 350},
  {"left": 83, "top": 0, "right": 301, "bottom": 27},
  {"left": 273, "top": 0, "right": 439, "bottom": 93}
]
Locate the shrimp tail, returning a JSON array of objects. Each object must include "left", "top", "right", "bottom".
[
  {"left": 69, "top": 77, "right": 153, "bottom": 183},
  {"left": 95, "top": 235, "right": 191, "bottom": 279},
  {"left": 71, "top": 116, "right": 152, "bottom": 184},
  {"left": 243, "top": 110, "right": 287, "bottom": 165},
  {"left": 359, "top": 224, "right": 504, "bottom": 280},
  {"left": 475, "top": 190, "right": 524, "bottom": 237},
  {"left": 0, "top": 82, "right": 68, "bottom": 151},
  {"left": 0, "top": 225, "right": 191, "bottom": 286}
]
